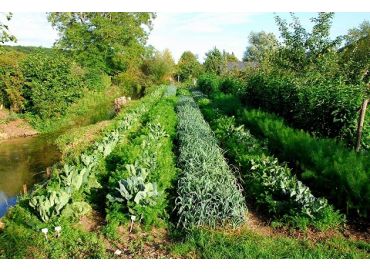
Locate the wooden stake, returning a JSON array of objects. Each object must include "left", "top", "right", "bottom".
[
  {"left": 356, "top": 98, "right": 369, "bottom": 152},
  {"left": 22, "top": 184, "right": 28, "bottom": 195}
]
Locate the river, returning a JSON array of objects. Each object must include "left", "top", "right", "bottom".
[{"left": 0, "top": 134, "right": 60, "bottom": 217}]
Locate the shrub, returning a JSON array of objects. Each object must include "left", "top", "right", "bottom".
[
  {"left": 197, "top": 73, "right": 220, "bottom": 95},
  {"left": 20, "top": 51, "right": 84, "bottom": 119},
  {"left": 219, "top": 76, "right": 245, "bottom": 95},
  {"left": 241, "top": 107, "right": 370, "bottom": 218},
  {"left": 175, "top": 95, "right": 246, "bottom": 229},
  {"left": 0, "top": 49, "right": 26, "bottom": 112},
  {"left": 243, "top": 70, "right": 368, "bottom": 149}
]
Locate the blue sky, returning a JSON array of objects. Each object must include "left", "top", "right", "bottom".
[{"left": 5, "top": 12, "right": 370, "bottom": 61}]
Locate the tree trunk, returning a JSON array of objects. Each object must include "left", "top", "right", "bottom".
[{"left": 356, "top": 98, "right": 369, "bottom": 152}]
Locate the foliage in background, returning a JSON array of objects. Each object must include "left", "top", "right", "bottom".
[
  {"left": 243, "top": 70, "right": 368, "bottom": 149},
  {"left": 20, "top": 51, "right": 84, "bottom": 120},
  {"left": 47, "top": 12, "right": 155, "bottom": 76},
  {"left": 197, "top": 73, "right": 220, "bottom": 95},
  {"left": 0, "top": 13, "right": 16, "bottom": 45},
  {"left": 0, "top": 49, "right": 26, "bottom": 111},
  {"left": 176, "top": 51, "right": 203, "bottom": 82},
  {"left": 340, "top": 20, "right": 370, "bottom": 84},
  {"left": 242, "top": 31, "right": 278, "bottom": 65},
  {"left": 141, "top": 48, "right": 176, "bottom": 85}
]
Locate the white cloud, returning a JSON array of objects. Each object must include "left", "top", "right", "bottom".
[
  {"left": 148, "top": 13, "right": 254, "bottom": 62},
  {"left": 5, "top": 12, "right": 58, "bottom": 47}
]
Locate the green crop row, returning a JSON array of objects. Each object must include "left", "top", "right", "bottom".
[
  {"left": 240, "top": 107, "right": 370, "bottom": 218},
  {"left": 26, "top": 86, "right": 165, "bottom": 223},
  {"left": 196, "top": 92, "right": 344, "bottom": 230},
  {"left": 196, "top": 90, "right": 370, "bottom": 219},
  {"left": 105, "top": 94, "right": 178, "bottom": 232},
  {"left": 175, "top": 95, "right": 246, "bottom": 229},
  {"left": 0, "top": 86, "right": 166, "bottom": 258}
]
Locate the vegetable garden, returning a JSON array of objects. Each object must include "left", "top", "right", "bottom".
[{"left": 0, "top": 12, "right": 369, "bottom": 259}]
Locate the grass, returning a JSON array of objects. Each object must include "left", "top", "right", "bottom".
[
  {"left": 171, "top": 227, "right": 370, "bottom": 259},
  {"left": 25, "top": 85, "right": 124, "bottom": 134}
]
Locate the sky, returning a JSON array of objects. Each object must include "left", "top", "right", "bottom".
[{"left": 4, "top": 12, "right": 370, "bottom": 62}]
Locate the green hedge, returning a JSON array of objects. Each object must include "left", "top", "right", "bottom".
[
  {"left": 243, "top": 71, "right": 369, "bottom": 150},
  {"left": 197, "top": 73, "right": 220, "bottom": 95}
]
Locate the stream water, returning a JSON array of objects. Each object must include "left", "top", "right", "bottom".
[{"left": 0, "top": 134, "right": 61, "bottom": 217}]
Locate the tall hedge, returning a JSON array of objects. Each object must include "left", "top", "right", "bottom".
[{"left": 243, "top": 71, "right": 369, "bottom": 150}]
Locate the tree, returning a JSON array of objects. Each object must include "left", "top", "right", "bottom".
[
  {"left": 176, "top": 51, "right": 203, "bottom": 81},
  {"left": 203, "top": 47, "right": 224, "bottom": 75},
  {"left": 243, "top": 31, "right": 278, "bottom": 63},
  {"left": 274, "top": 12, "right": 342, "bottom": 74},
  {"left": 47, "top": 12, "right": 155, "bottom": 74},
  {"left": 141, "top": 48, "right": 176, "bottom": 84},
  {"left": 341, "top": 20, "right": 370, "bottom": 84},
  {"left": 224, "top": 51, "right": 239, "bottom": 62},
  {"left": 0, "top": 12, "right": 16, "bottom": 44}
]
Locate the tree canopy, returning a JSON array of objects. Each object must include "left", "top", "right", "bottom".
[
  {"left": 176, "top": 51, "right": 203, "bottom": 81},
  {"left": 243, "top": 31, "right": 278, "bottom": 63},
  {"left": 47, "top": 12, "right": 156, "bottom": 74},
  {"left": 0, "top": 13, "right": 16, "bottom": 44}
]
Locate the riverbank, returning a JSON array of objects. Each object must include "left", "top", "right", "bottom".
[{"left": 0, "top": 109, "right": 38, "bottom": 140}]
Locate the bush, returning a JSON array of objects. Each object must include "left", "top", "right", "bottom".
[
  {"left": 243, "top": 70, "right": 368, "bottom": 149},
  {"left": 20, "top": 51, "right": 84, "bottom": 119},
  {"left": 175, "top": 95, "right": 246, "bottom": 229},
  {"left": 197, "top": 73, "right": 220, "bottom": 95},
  {"left": 241, "top": 107, "right": 370, "bottom": 218},
  {"left": 0, "top": 49, "right": 26, "bottom": 112},
  {"left": 219, "top": 76, "right": 245, "bottom": 95}
]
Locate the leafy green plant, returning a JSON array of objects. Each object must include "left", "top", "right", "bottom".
[
  {"left": 197, "top": 73, "right": 220, "bottom": 95},
  {"left": 175, "top": 95, "right": 246, "bottom": 229},
  {"left": 29, "top": 189, "right": 71, "bottom": 222}
]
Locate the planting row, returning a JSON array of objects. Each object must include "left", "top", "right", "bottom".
[
  {"left": 104, "top": 91, "right": 178, "bottom": 233},
  {"left": 240, "top": 107, "right": 370, "bottom": 218},
  {"left": 198, "top": 91, "right": 370, "bottom": 219},
  {"left": 195, "top": 91, "right": 344, "bottom": 230},
  {"left": 174, "top": 95, "right": 246, "bottom": 229},
  {"left": 27, "top": 86, "right": 166, "bottom": 223}
]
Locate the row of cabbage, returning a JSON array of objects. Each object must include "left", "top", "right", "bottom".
[
  {"left": 105, "top": 91, "right": 178, "bottom": 230},
  {"left": 175, "top": 96, "right": 246, "bottom": 229},
  {"left": 28, "top": 86, "right": 165, "bottom": 222},
  {"left": 195, "top": 91, "right": 344, "bottom": 230}
]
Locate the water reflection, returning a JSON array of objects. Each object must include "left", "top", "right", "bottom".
[
  {"left": 0, "top": 134, "right": 60, "bottom": 217},
  {"left": 0, "top": 191, "right": 17, "bottom": 217}
]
